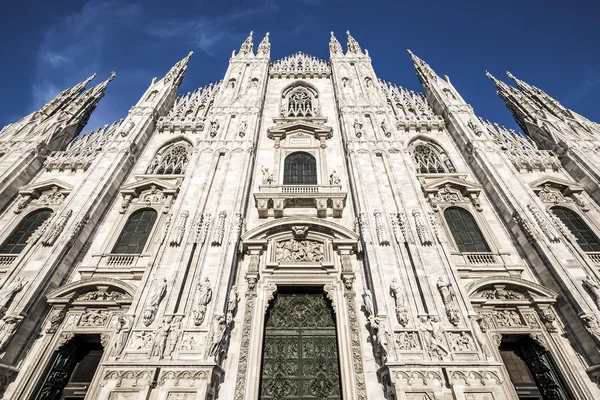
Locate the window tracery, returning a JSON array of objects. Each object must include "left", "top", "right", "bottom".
[
  {"left": 287, "top": 89, "right": 314, "bottom": 118},
  {"left": 412, "top": 143, "right": 455, "bottom": 174},
  {"left": 147, "top": 141, "right": 192, "bottom": 175}
]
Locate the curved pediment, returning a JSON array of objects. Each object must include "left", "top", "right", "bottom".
[
  {"left": 267, "top": 119, "right": 333, "bottom": 141},
  {"left": 47, "top": 278, "right": 136, "bottom": 305},
  {"left": 242, "top": 217, "right": 358, "bottom": 242},
  {"left": 466, "top": 277, "right": 557, "bottom": 305}
]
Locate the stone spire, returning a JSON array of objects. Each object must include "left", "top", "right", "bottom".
[
  {"left": 37, "top": 74, "right": 97, "bottom": 119},
  {"left": 238, "top": 31, "right": 254, "bottom": 56},
  {"left": 162, "top": 51, "right": 193, "bottom": 86},
  {"left": 257, "top": 32, "right": 271, "bottom": 57},
  {"left": 346, "top": 30, "right": 362, "bottom": 55},
  {"left": 506, "top": 71, "right": 567, "bottom": 117},
  {"left": 329, "top": 31, "right": 343, "bottom": 57},
  {"left": 407, "top": 50, "right": 439, "bottom": 86}
]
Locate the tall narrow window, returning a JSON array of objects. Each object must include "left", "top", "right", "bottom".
[
  {"left": 283, "top": 152, "right": 317, "bottom": 185},
  {"left": 0, "top": 209, "right": 53, "bottom": 254},
  {"left": 413, "top": 144, "right": 454, "bottom": 173},
  {"left": 287, "top": 89, "right": 314, "bottom": 117},
  {"left": 260, "top": 288, "right": 342, "bottom": 400},
  {"left": 112, "top": 209, "right": 157, "bottom": 254},
  {"left": 552, "top": 207, "right": 600, "bottom": 252},
  {"left": 444, "top": 207, "right": 491, "bottom": 252},
  {"left": 147, "top": 141, "right": 192, "bottom": 175}
]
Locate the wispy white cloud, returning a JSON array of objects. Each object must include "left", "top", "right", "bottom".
[{"left": 563, "top": 65, "right": 600, "bottom": 107}]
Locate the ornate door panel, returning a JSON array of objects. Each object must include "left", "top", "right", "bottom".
[{"left": 260, "top": 292, "right": 342, "bottom": 400}]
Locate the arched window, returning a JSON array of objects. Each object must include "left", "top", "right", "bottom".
[
  {"left": 444, "top": 207, "right": 491, "bottom": 252},
  {"left": 283, "top": 152, "right": 317, "bottom": 185},
  {"left": 112, "top": 209, "right": 157, "bottom": 254},
  {"left": 413, "top": 144, "right": 454, "bottom": 173},
  {"left": 0, "top": 209, "right": 53, "bottom": 254},
  {"left": 552, "top": 207, "right": 600, "bottom": 252},
  {"left": 147, "top": 141, "right": 192, "bottom": 175},
  {"left": 288, "top": 89, "right": 314, "bottom": 117}
]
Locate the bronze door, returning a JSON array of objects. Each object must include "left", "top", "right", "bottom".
[{"left": 260, "top": 292, "right": 342, "bottom": 400}]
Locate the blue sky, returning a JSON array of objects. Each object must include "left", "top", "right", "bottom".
[{"left": 1, "top": 0, "right": 599, "bottom": 134}]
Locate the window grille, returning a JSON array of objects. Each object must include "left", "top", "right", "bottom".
[
  {"left": 112, "top": 209, "right": 157, "bottom": 254},
  {"left": 0, "top": 209, "right": 53, "bottom": 254},
  {"left": 444, "top": 207, "right": 491, "bottom": 253},
  {"left": 552, "top": 207, "right": 600, "bottom": 252},
  {"left": 283, "top": 152, "right": 317, "bottom": 185},
  {"left": 413, "top": 144, "right": 452, "bottom": 173},
  {"left": 287, "top": 89, "right": 314, "bottom": 118},
  {"left": 147, "top": 142, "right": 192, "bottom": 175}
]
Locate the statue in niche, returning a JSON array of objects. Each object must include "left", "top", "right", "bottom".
[
  {"left": 151, "top": 317, "right": 171, "bottom": 358},
  {"left": 584, "top": 275, "right": 600, "bottom": 310},
  {"left": 419, "top": 316, "right": 449, "bottom": 360},
  {"left": 193, "top": 277, "right": 212, "bottom": 326},
  {"left": 396, "top": 331, "right": 419, "bottom": 350},
  {"left": 143, "top": 278, "right": 167, "bottom": 326},
  {"left": 0, "top": 277, "right": 25, "bottom": 317},
  {"left": 206, "top": 314, "right": 227, "bottom": 358},
  {"left": 0, "top": 317, "right": 19, "bottom": 352},
  {"left": 362, "top": 289, "right": 375, "bottom": 321},
  {"left": 390, "top": 279, "right": 409, "bottom": 327},
  {"left": 380, "top": 120, "right": 391, "bottom": 137},
  {"left": 329, "top": 170, "right": 341, "bottom": 185},
  {"left": 165, "top": 317, "right": 181, "bottom": 358},
  {"left": 275, "top": 239, "right": 324, "bottom": 262},
  {"left": 437, "top": 276, "right": 460, "bottom": 325},
  {"left": 260, "top": 166, "right": 274, "bottom": 185},
  {"left": 113, "top": 316, "right": 131, "bottom": 359},
  {"left": 227, "top": 286, "right": 239, "bottom": 322}
]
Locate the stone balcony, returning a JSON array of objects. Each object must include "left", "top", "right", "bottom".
[{"left": 254, "top": 184, "right": 347, "bottom": 218}]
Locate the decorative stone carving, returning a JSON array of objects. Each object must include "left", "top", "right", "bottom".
[
  {"left": 205, "top": 314, "right": 227, "bottom": 360},
  {"left": 329, "top": 170, "right": 341, "bottom": 185},
  {"left": 395, "top": 331, "right": 420, "bottom": 350},
  {"left": 353, "top": 119, "right": 363, "bottom": 138},
  {"left": 538, "top": 184, "right": 565, "bottom": 204},
  {"left": 437, "top": 276, "right": 460, "bottom": 326},
  {"left": 494, "top": 310, "right": 524, "bottom": 327},
  {"left": 138, "top": 185, "right": 166, "bottom": 205},
  {"left": 209, "top": 120, "right": 220, "bottom": 137},
  {"left": 537, "top": 307, "right": 557, "bottom": 333},
  {"left": 260, "top": 166, "right": 273, "bottom": 185},
  {"left": 265, "top": 284, "right": 277, "bottom": 313},
  {"left": 169, "top": 210, "right": 189, "bottom": 247},
  {"left": 478, "top": 287, "right": 524, "bottom": 300},
  {"left": 165, "top": 316, "right": 182, "bottom": 358},
  {"left": 419, "top": 316, "right": 449, "bottom": 360},
  {"left": 275, "top": 238, "right": 324, "bottom": 262},
  {"left": 580, "top": 313, "right": 600, "bottom": 345},
  {"left": 270, "top": 52, "right": 330, "bottom": 78},
  {"left": 323, "top": 284, "right": 336, "bottom": 313},
  {"left": 467, "top": 119, "right": 484, "bottom": 137},
  {"left": 527, "top": 203, "right": 561, "bottom": 243},
  {"left": 583, "top": 275, "right": 600, "bottom": 310},
  {"left": 362, "top": 289, "right": 375, "bottom": 323},
  {"left": 238, "top": 120, "right": 248, "bottom": 137},
  {"left": 390, "top": 279, "right": 409, "bottom": 327},
  {"left": 0, "top": 316, "right": 20, "bottom": 352},
  {"left": 370, "top": 317, "right": 392, "bottom": 361},
  {"left": 373, "top": 210, "right": 390, "bottom": 246},
  {"left": 429, "top": 212, "right": 446, "bottom": 243},
  {"left": 55, "top": 331, "right": 75, "bottom": 350},
  {"left": 211, "top": 211, "right": 227, "bottom": 246},
  {"left": 79, "top": 309, "right": 109, "bottom": 327},
  {"left": 128, "top": 331, "right": 153, "bottom": 350},
  {"left": 46, "top": 308, "right": 66, "bottom": 334},
  {"left": 36, "top": 186, "right": 65, "bottom": 206},
  {"left": 103, "top": 370, "right": 152, "bottom": 388},
  {"left": 380, "top": 119, "right": 392, "bottom": 138},
  {"left": 412, "top": 210, "right": 432, "bottom": 246},
  {"left": 67, "top": 212, "right": 89, "bottom": 243},
  {"left": 469, "top": 315, "right": 492, "bottom": 360},
  {"left": 0, "top": 277, "right": 25, "bottom": 318},
  {"left": 529, "top": 332, "right": 549, "bottom": 350},
  {"left": 42, "top": 209, "right": 72, "bottom": 246},
  {"left": 227, "top": 286, "right": 239, "bottom": 323},
  {"left": 77, "top": 290, "right": 124, "bottom": 301},
  {"left": 144, "top": 278, "right": 167, "bottom": 326},
  {"left": 193, "top": 277, "right": 212, "bottom": 326},
  {"left": 448, "top": 331, "right": 475, "bottom": 352},
  {"left": 477, "top": 312, "right": 494, "bottom": 332}
]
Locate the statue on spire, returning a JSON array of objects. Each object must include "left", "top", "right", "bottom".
[
  {"left": 329, "top": 31, "right": 343, "bottom": 56},
  {"left": 239, "top": 31, "right": 254, "bottom": 56},
  {"left": 346, "top": 31, "right": 362, "bottom": 54},
  {"left": 257, "top": 32, "right": 270, "bottom": 56}
]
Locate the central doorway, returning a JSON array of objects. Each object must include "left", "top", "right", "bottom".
[{"left": 259, "top": 287, "right": 342, "bottom": 400}]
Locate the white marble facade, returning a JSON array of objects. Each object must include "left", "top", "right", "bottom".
[{"left": 0, "top": 31, "right": 599, "bottom": 399}]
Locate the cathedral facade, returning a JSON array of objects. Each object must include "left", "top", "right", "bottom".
[{"left": 1, "top": 30, "right": 600, "bottom": 399}]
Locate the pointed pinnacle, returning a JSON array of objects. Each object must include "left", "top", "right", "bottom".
[
  {"left": 506, "top": 71, "right": 516, "bottom": 80},
  {"left": 407, "top": 49, "right": 413, "bottom": 56}
]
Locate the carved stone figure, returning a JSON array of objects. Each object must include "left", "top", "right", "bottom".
[
  {"left": 151, "top": 317, "right": 171, "bottom": 358},
  {"left": 46, "top": 308, "right": 66, "bottom": 334},
  {"left": 0, "top": 317, "right": 19, "bottom": 352},
  {"left": 362, "top": 289, "right": 375, "bottom": 320},
  {"left": 275, "top": 239, "right": 324, "bottom": 262},
  {"left": 209, "top": 120, "right": 220, "bottom": 138},
  {"left": 260, "top": 166, "right": 273, "bottom": 185},
  {"left": 583, "top": 275, "right": 600, "bottom": 310},
  {"left": 0, "top": 277, "right": 25, "bottom": 316},
  {"left": 470, "top": 315, "right": 492, "bottom": 360},
  {"left": 437, "top": 276, "right": 460, "bottom": 326},
  {"left": 80, "top": 309, "right": 108, "bottom": 327},
  {"left": 380, "top": 120, "right": 391, "bottom": 137},
  {"left": 353, "top": 119, "right": 363, "bottom": 138},
  {"left": 450, "top": 331, "right": 475, "bottom": 352},
  {"left": 193, "top": 277, "right": 212, "bottom": 326},
  {"left": 113, "top": 315, "right": 131, "bottom": 358},
  {"left": 227, "top": 286, "right": 239, "bottom": 321},
  {"left": 206, "top": 314, "right": 227, "bottom": 359},
  {"left": 580, "top": 313, "right": 600, "bottom": 345},
  {"left": 144, "top": 278, "right": 167, "bottom": 326},
  {"left": 396, "top": 331, "right": 419, "bottom": 350},
  {"left": 419, "top": 316, "right": 449, "bottom": 360},
  {"left": 329, "top": 170, "right": 341, "bottom": 185},
  {"left": 165, "top": 317, "right": 181, "bottom": 358},
  {"left": 390, "top": 279, "right": 409, "bottom": 326}
]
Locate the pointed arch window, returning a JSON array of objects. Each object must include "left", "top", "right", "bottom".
[
  {"left": 147, "top": 141, "right": 192, "bottom": 175},
  {"left": 287, "top": 89, "right": 314, "bottom": 117},
  {"left": 112, "top": 209, "right": 157, "bottom": 254},
  {"left": 413, "top": 144, "right": 455, "bottom": 174},
  {"left": 444, "top": 207, "right": 491, "bottom": 252},
  {"left": 0, "top": 209, "right": 53, "bottom": 254},
  {"left": 552, "top": 207, "right": 600, "bottom": 252},
  {"left": 283, "top": 152, "right": 317, "bottom": 185}
]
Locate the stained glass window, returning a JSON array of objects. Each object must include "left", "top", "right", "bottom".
[
  {"left": 444, "top": 207, "right": 491, "bottom": 252},
  {"left": 112, "top": 209, "right": 157, "bottom": 254},
  {"left": 552, "top": 207, "right": 600, "bottom": 252},
  {"left": 0, "top": 209, "right": 53, "bottom": 254},
  {"left": 284, "top": 152, "right": 318, "bottom": 185},
  {"left": 260, "top": 290, "right": 341, "bottom": 400}
]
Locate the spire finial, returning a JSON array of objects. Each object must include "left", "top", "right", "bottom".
[
  {"left": 345, "top": 30, "right": 362, "bottom": 54},
  {"left": 238, "top": 31, "right": 254, "bottom": 56},
  {"left": 257, "top": 32, "right": 271, "bottom": 56},
  {"left": 329, "top": 31, "right": 343, "bottom": 56},
  {"left": 506, "top": 71, "right": 516, "bottom": 80},
  {"left": 407, "top": 50, "right": 438, "bottom": 84}
]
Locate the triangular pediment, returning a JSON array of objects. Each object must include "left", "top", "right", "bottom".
[
  {"left": 529, "top": 175, "right": 583, "bottom": 193},
  {"left": 267, "top": 119, "right": 333, "bottom": 140},
  {"left": 19, "top": 179, "right": 73, "bottom": 196},
  {"left": 421, "top": 176, "right": 482, "bottom": 194},
  {"left": 120, "top": 178, "right": 179, "bottom": 197}
]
